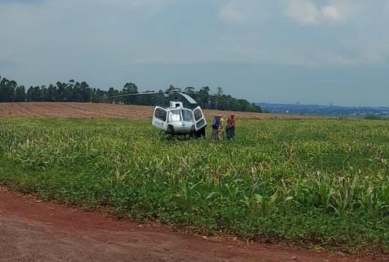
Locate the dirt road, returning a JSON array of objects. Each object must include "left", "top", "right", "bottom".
[{"left": 0, "top": 188, "right": 377, "bottom": 262}]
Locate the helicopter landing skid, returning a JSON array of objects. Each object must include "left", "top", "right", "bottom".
[{"left": 158, "top": 129, "right": 200, "bottom": 141}]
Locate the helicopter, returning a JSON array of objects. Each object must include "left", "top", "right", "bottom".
[
  {"left": 100, "top": 89, "right": 208, "bottom": 138},
  {"left": 152, "top": 96, "right": 207, "bottom": 138}
]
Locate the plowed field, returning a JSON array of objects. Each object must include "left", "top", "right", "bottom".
[{"left": 0, "top": 102, "right": 316, "bottom": 120}]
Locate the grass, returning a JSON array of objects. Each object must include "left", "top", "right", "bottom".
[{"left": 1, "top": 117, "right": 389, "bottom": 255}]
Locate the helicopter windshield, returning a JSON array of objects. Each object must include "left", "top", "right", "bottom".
[
  {"left": 182, "top": 109, "right": 193, "bottom": 122},
  {"left": 168, "top": 109, "right": 182, "bottom": 122}
]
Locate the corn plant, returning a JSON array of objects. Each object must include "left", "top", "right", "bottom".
[{"left": 1, "top": 117, "right": 389, "bottom": 254}]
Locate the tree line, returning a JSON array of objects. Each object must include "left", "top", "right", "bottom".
[{"left": 0, "top": 76, "right": 262, "bottom": 112}]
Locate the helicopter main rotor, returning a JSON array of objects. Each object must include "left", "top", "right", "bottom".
[{"left": 99, "top": 89, "right": 198, "bottom": 106}]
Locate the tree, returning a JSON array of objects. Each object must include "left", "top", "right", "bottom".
[
  {"left": 65, "top": 80, "right": 74, "bottom": 101},
  {"left": 123, "top": 82, "right": 138, "bottom": 104},
  {"left": 212, "top": 87, "right": 224, "bottom": 110},
  {"left": 199, "top": 86, "right": 210, "bottom": 108},
  {"left": 0, "top": 75, "right": 262, "bottom": 113},
  {"left": 0, "top": 77, "right": 16, "bottom": 102},
  {"left": 14, "top": 85, "right": 26, "bottom": 102},
  {"left": 166, "top": 84, "right": 180, "bottom": 93},
  {"left": 80, "top": 81, "right": 91, "bottom": 102},
  {"left": 56, "top": 81, "right": 66, "bottom": 101},
  {"left": 46, "top": 84, "right": 57, "bottom": 101},
  {"left": 107, "top": 87, "right": 117, "bottom": 103},
  {"left": 184, "top": 86, "right": 195, "bottom": 95}
]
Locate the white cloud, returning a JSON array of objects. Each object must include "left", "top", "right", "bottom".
[
  {"left": 281, "top": 0, "right": 365, "bottom": 25},
  {"left": 0, "top": 0, "right": 180, "bottom": 85},
  {"left": 217, "top": 0, "right": 275, "bottom": 25},
  {"left": 321, "top": 5, "right": 342, "bottom": 22},
  {"left": 0, "top": 0, "right": 388, "bottom": 83},
  {"left": 218, "top": 1, "right": 246, "bottom": 24},
  {"left": 283, "top": 0, "right": 321, "bottom": 25}
]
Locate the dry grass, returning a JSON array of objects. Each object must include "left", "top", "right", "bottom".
[{"left": 0, "top": 102, "right": 319, "bottom": 120}]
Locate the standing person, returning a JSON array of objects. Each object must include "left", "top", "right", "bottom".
[
  {"left": 211, "top": 114, "right": 220, "bottom": 140},
  {"left": 226, "top": 116, "right": 232, "bottom": 140},
  {"left": 217, "top": 113, "right": 225, "bottom": 140},
  {"left": 229, "top": 114, "right": 236, "bottom": 140}
]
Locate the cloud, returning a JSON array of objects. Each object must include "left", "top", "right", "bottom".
[
  {"left": 218, "top": 1, "right": 246, "bottom": 24},
  {"left": 0, "top": 0, "right": 388, "bottom": 85},
  {"left": 218, "top": 0, "right": 248, "bottom": 23},
  {"left": 217, "top": 0, "right": 275, "bottom": 25},
  {"left": 105, "top": 0, "right": 178, "bottom": 16},
  {"left": 283, "top": 0, "right": 320, "bottom": 25},
  {"left": 0, "top": 0, "right": 180, "bottom": 86},
  {"left": 321, "top": 5, "right": 342, "bottom": 22},
  {"left": 281, "top": 0, "right": 365, "bottom": 25}
]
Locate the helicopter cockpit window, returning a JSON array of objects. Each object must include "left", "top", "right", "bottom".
[
  {"left": 182, "top": 109, "right": 193, "bottom": 122},
  {"left": 154, "top": 108, "right": 167, "bottom": 121},
  {"left": 168, "top": 109, "right": 182, "bottom": 122},
  {"left": 193, "top": 108, "right": 203, "bottom": 121}
]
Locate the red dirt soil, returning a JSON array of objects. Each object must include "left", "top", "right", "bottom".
[
  {"left": 0, "top": 102, "right": 376, "bottom": 262},
  {"left": 0, "top": 102, "right": 318, "bottom": 120},
  {"left": 0, "top": 187, "right": 378, "bottom": 262}
]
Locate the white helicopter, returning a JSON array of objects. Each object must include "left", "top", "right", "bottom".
[
  {"left": 102, "top": 89, "right": 207, "bottom": 138},
  {"left": 151, "top": 92, "right": 207, "bottom": 138}
]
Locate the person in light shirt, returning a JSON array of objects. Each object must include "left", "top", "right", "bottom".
[{"left": 217, "top": 113, "right": 225, "bottom": 140}]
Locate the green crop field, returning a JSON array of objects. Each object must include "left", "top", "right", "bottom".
[{"left": 1, "top": 117, "right": 389, "bottom": 254}]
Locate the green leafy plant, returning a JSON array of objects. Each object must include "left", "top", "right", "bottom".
[{"left": 1, "top": 117, "right": 389, "bottom": 255}]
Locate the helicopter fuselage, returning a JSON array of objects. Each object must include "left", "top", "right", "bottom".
[{"left": 152, "top": 102, "right": 207, "bottom": 136}]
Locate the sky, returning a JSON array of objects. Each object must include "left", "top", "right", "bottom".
[{"left": 0, "top": 0, "right": 388, "bottom": 107}]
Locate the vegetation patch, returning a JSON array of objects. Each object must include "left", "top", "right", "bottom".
[{"left": 1, "top": 118, "right": 389, "bottom": 255}]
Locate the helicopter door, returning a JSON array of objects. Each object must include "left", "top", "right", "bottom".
[
  {"left": 152, "top": 106, "right": 168, "bottom": 131},
  {"left": 192, "top": 106, "right": 207, "bottom": 131}
]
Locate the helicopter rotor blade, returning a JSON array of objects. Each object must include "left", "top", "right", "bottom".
[
  {"left": 96, "top": 91, "right": 159, "bottom": 100},
  {"left": 178, "top": 92, "right": 197, "bottom": 104}
]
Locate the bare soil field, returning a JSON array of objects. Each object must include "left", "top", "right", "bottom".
[
  {"left": 0, "top": 187, "right": 377, "bottom": 262},
  {"left": 0, "top": 102, "right": 318, "bottom": 120}
]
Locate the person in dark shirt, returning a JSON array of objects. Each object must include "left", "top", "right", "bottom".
[
  {"left": 211, "top": 114, "right": 220, "bottom": 140},
  {"left": 227, "top": 114, "right": 235, "bottom": 140}
]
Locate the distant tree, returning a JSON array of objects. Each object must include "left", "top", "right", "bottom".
[
  {"left": 0, "top": 75, "right": 262, "bottom": 112},
  {"left": 46, "top": 84, "right": 57, "bottom": 101},
  {"left": 107, "top": 87, "right": 117, "bottom": 103},
  {"left": 199, "top": 86, "right": 210, "bottom": 108},
  {"left": 123, "top": 82, "right": 138, "bottom": 104},
  {"left": 56, "top": 81, "right": 66, "bottom": 101},
  {"left": 65, "top": 80, "right": 74, "bottom": 101},
  {"left": 80, "top": 81, "right": 91, "bottom": 102},
  {"left": 0, "top": 78, "right": 18, "bottom": 102},
  {"left": 212, "top": 87, "right": 224, "bottom": 110},
  {"left": 166, "top": 84, "right": 180, "bottom": 93},
  {"left": 14, "top": 85, "right": 26, "bottom": 102},
  {"left": 184, "top": 86, "right": 195, "bottom": 95}
]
